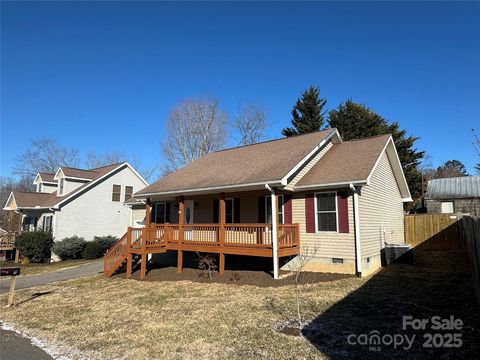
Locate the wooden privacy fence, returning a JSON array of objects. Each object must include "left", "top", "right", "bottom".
[
  {"left": 404, "top": 214, "right": 465, "bottom": 250},
  {"left": 460, "top": 217, "right": 480, "bottom": 305}
]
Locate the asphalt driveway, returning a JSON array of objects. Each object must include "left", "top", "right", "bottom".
[{"left": 0, "top": 259, "right": 103, "bottom": 294}]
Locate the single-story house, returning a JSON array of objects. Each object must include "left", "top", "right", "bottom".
[
  {"left": 425, "top": 176, "right": 480, "bottom": 215},
  {"left": 3, "top": 162, "right": 148, "bottom": 241},
  {"left": 105, "top": 129, "right": 410, "bottom": 279}
]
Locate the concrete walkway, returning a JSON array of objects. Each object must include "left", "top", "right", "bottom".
[{"left": 0, "top": 259, "right": 103, "bottom": 294}]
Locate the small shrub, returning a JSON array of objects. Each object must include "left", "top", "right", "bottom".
[
  {"left": 14, "top": 231, "right": 53, "bottom": 263},
  {"left": 52, "top": 236, "right": 87, "bottom": 260},
  {"left": 197, "top": 252, "right": 217, "bottom": 279},
  {"left": 83, "top": 235, "right": 118, "bottom": 259},
  {"left": 93, "top": 235, "right": 117, "bottom": 254}
]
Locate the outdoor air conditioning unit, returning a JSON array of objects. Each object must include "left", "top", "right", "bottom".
[{"left": 383, "top": 243, "right": 414, "bottom": 265}]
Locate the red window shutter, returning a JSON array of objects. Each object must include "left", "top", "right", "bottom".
[
  {"left": 337, "top": 191, "right": 349, "bottom": 233},
  {"left": 305, "top": 193, "right": 315, "bottom": 233},
  {"left": 284, "top": 194, "right": 292, "bottom": 224}
]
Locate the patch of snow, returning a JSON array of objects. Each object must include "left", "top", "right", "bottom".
[{"left": 1, "top": 321, "right": 71, "bottom": 360}]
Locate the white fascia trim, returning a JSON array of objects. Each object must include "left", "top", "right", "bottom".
[
  {"left": 52, "top": 163, "right": 129, "bottom": 209},
  {"left": 365, "top": 136, "right": 411, "bottom": 200},
  {"left": 2, "top": 192, "right": 15, "bottom": 210},
  {"left": 365, "top": 136, "right": 392, "bottom": 186},
  {"left": 33, "top": 173, "right": 41, "bottom": 185},
  {"left": 402, "top": 197, "right": 413, "bottom": 203},
  {"left": 124, "top": 162, "right": 150, "bottom": 186},
  {"left": 64, "top": 176, "right": 91, "bottom": 182},
  {"left": 280, "top": 129, "right": 339, "bottom": 186},
  {"left": 136, "top": 180, "right": 283, "bottom": 198},
  {"left": 53, "top": 168, "right": 64, "bottom": 180},
  {"left": 294, "top": 180, "right": 367, "bottom": 190}
]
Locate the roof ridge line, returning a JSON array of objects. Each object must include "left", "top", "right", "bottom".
[{"left": 213, "top": 128, "right": 335, "bottom": 154}]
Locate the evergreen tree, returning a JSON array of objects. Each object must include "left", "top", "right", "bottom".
[
  {"left": 282, "top": 86, "right": 327, "bottom": 136},
  {"left": 435, "top": 160, "right": 469, "bottom": 178},
  {"left": 328, "top": 100, "right": 425, "bottom": 205}
]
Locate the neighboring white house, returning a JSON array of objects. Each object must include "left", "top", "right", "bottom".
[{"left": 3, "top": 162, "right": 149, "bottom": 241}]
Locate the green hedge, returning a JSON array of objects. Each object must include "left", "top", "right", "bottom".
[
  {"left": 52, "top": 236, "right": 87, "bottom": 260},
  {"left": 14, "top": 231, "right": 54, "bottom": 263},
  {"left": 83, "top": 235, "right": 118, "bottom": 259}
]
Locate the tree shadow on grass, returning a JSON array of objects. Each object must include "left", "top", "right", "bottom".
[
  {"left": 302, "top": 249, "right": 480, "bottom": 359},
  {"left": 15, "top": 291, "right": 53, "bottom": 306}
]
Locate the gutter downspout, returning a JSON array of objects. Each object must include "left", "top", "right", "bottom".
[
  {"left": 265, "top": 183, "right": 279, "bottom": 279},
  {"left": 350, "top": 183, "right": 362, "bottom": 277}
]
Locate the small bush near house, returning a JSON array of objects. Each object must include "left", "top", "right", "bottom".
[
  {"left": 14, "top": 231, "right": 54, "bottom": 263},
  {"left": 83, "top": 235, "right": 118, "bottom": 259},
  {"left": 52, "top": 236, "right": 87, "bottom": 260}
]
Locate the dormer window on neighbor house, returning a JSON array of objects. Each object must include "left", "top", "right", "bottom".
[
  {"left": 37, "top": 183, "right": 43, "bottom": 192},
  {"left": 59, "top": 178, "right": 65, "bottom": 196}
]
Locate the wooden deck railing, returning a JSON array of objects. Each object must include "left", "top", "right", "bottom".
[
  {"left": 128, "top": 223, "right": 300, "bottom": 251},
  {"left": 103, "top": 232, "right": 129, "bottom": 277}
]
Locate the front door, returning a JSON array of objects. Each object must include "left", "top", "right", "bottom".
[{"left": 184, "top": 200, "right": 194, "bottom": 240}]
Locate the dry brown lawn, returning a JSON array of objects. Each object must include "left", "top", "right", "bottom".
[
  {"left": 0, "top": 274, "right": 362, "bottom": 359},
  {"left": 1, "top": 249, "right": 479, "bottom": 360}
]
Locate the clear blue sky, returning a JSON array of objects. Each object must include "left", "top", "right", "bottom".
[{"left": 1, "top": 1, "right": 479, "bottom": 179}]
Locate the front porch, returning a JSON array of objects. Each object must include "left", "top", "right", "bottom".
[{"left": 104, "top": 192, "right": 301, "bottom": 278}]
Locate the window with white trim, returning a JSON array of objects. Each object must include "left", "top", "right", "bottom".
[
  {"left": 124, "top": 186, "right": 133, "bottom": 202},
  {"left": 43, "top": 215, "right": 53, "bottom": 232},
  {"left": 59, "top": 178, "right": 65, "bottom": 195},
  {"left": 315, "top": 192, "right": 337, "bottom": 232},
  {"left": 266, "top": 195, "right": 284, "bottom": 224},
  {"left": 112, "top": 185, "right": 121, "bottom": 202},
  {"left": 441, "top": 201, "right": 454, "bottom": 214}
]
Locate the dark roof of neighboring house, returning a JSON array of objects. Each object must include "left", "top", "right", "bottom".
[
  {"left": 60, "top": 164, "right": 123, "bottom": 180},
  {"left": 137, "top": 129, "right": 335, "bottom": 195},
  {"left": 9, "top": 163, "right": 126, "bottom": 209},
  {"left": 426, "top": 176, "right": 480, "bottom": 200},
  {"left": 296, "top": 135, "right": 391, "bottom": 187},
  {"left": 9, "top": 191, "right": 57, "bottom": 208},
  {"left": 38, "top": 172, "right": 56, "bottom": 183}
]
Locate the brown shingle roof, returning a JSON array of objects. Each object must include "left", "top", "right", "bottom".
[
  {"left": 137, "top": 129, "right": 335, "bottom": 195},
  {"left": 12, "top": 163, "right": 125, "bottom": 208},
  {"left": 295, "top": 134, "right": 390, "bottom": 187},
  {"left": 60, "top": 167, "right": 98, "bottom": 179},
  {"left": 38, "top": 172, "right": 56, "bottom": 183},
  {"left": 11, "top": 191, "right": 57, "bottom": 208}
]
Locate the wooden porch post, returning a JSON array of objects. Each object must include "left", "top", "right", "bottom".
[
  {"left": 178, "top": 196, "right": 184, "bottom": 273},
  {"left": 126, "top": 227, "right": 132, "bottom": 278},
  {"left": 140, "top": 227, "right": 147, "bottom": 280},
  {"left": 219, "top": 192, "right": 226, "bottom": 275},
  {"left": 145, "top": 198, "right": 151, "bottom": 226}
]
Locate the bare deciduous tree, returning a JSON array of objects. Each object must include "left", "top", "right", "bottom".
[
  {"left": 85, "top": 151, "right": 126, "bottom": 169},
  {"left": 234, "top": 102, "right": 267, "bottom": 146},
  {"left": 13, "top": 137, "right": 80, "bottom": 178},
  {"left": 161, "top": 98, "right": 228, "bottom": 173}
]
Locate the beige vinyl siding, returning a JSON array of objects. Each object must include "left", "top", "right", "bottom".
[
  {"left": 131, "top": 207, "right": 146, "bottom": 226},
  {"left": 291, "top": 191, "right": 355, "bottom": 260},
  {"left": 150, "top": 191, "right": 267, "bottom": 224},
  {"left": 287, "top": 141, "right": 333, "bottom": 188},
  {"left": 359, "top": 151, "right": 405, "bottom": 259}
]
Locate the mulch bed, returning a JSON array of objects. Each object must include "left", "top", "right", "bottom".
[{"left": 118, "top": 265, "right": 354, "bottom": 287}]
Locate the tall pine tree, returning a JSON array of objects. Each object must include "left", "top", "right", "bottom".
[
  {"left": 282, "top": 86, "right": 327, "bottom": 136},
  {"left": 328, "top": 100, "right": 425, "bottom": 206}
]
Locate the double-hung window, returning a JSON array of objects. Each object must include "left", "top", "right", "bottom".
[
  {"left": 315, "top": 192, "right": 337, "bottom": 232},
  {"left": 112, "top": 185, "right": 121, "bottom": 202},
  {"left": 124, "top": 186, "right": 133, "bottom": 202}
]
